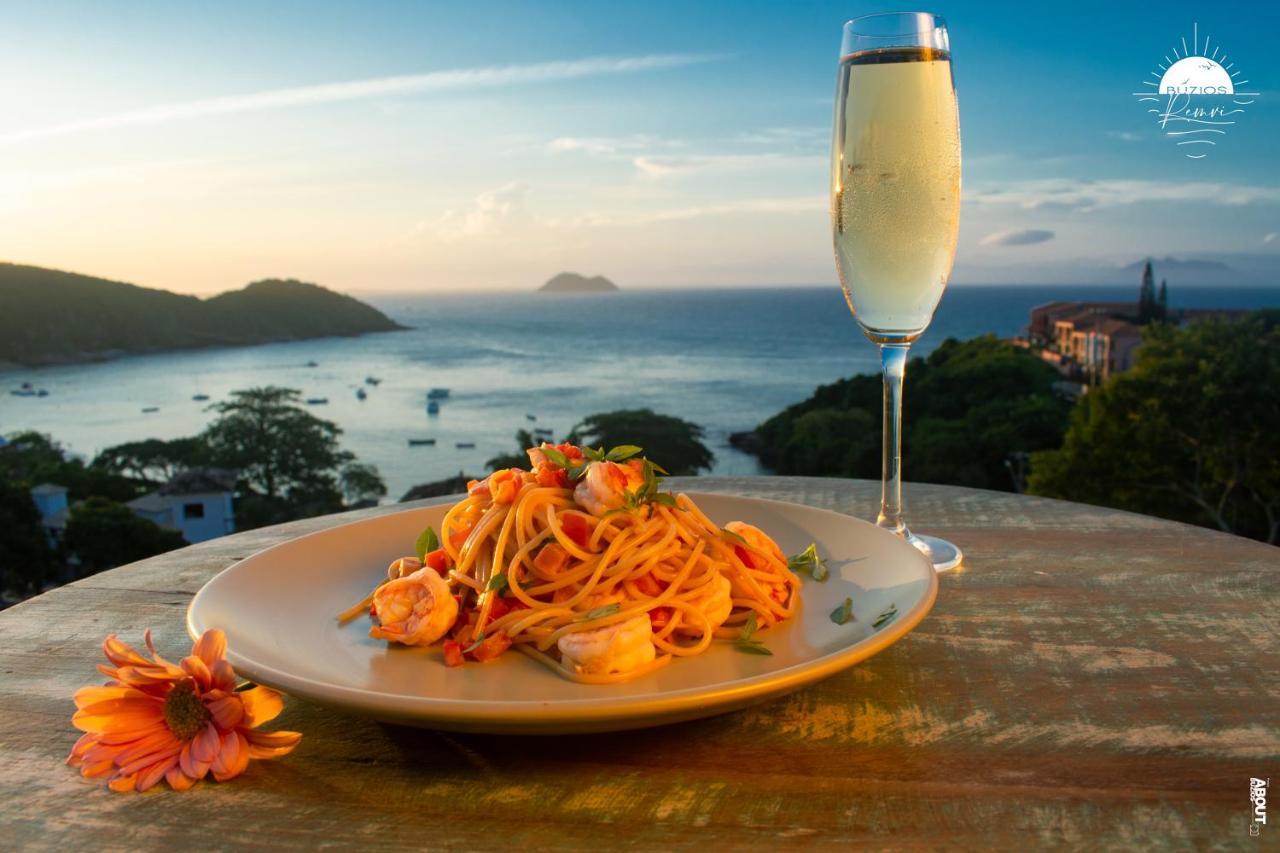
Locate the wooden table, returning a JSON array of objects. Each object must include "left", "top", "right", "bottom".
[{"left": 2, "top": 477, "right": 1277, "bottom": 849}]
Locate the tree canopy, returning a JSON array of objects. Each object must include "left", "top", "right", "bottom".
[
  {"left": 93, "top": 437, "right": 207, "bottom": 484},
  {"left": 62, "top": 497, "right": 186, "bottom": 575},
  {"left": 0, "top": 480, "right": 54, "bottom": 595},
  {"left": 753, "top": 336, "right": 1072, "bottom": 492},
  {"left": 1029, "top": 313, "right": 1280, "bottom": 543}
]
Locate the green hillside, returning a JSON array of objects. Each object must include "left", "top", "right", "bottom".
[{"left": 0, "top": 264, "right": 405, "bottom": 366}]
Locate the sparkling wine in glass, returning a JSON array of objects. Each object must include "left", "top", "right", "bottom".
[{"left": 831, "top": 12, "right": 963, "bottom": 571}]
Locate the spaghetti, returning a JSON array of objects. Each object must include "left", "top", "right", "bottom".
[{"left": 339, "top": 442, "right": 804, "bottom": 683}]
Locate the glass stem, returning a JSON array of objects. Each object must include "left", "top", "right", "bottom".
[{"left": 877, "top": 343, "right": 910, "bottom": 536}]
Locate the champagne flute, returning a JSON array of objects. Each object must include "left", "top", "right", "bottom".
[{"left": 830, "top": 12, "right": 963, "bottom": 571}]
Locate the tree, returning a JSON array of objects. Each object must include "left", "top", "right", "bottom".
[
  {"left": 753, "top": 336, "right": 1072, "bottom": 492},
  {"left": 1138, "top": 259, "right": 1157, "bottom": 324},
  {"left": 1029, "top": 313, "right": 1280, "bottom": 543},
  {"left": 63, "top": 497, "right": 186, "bottom": 574},
  {"left": 1157, "top": 279, "right": 1169, "bottom": 322},
  {"left": 93, "top": 437, "right": 206, "bottom": 483},
  {"left": 202, "top": 386, "right": 353, "bottom": 500},
  {"left": 486, "top": 412, "right": 715, "bottom": 476},
  {"left": 569, "top": 409, "right": 714, "bottom": 475},
  {"left": 0, "top": 431, "right": 141, "bottom": 503},
  {"left": 341, "top": 462, "right": 388, "bottom": 505},
  {"left": 0, "top": 480, "right": 55, "bottom": 595}
]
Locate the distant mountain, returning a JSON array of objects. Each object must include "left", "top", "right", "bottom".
[
  {"left": 539, "top": 272, "right": 619, "bottom": 293},
  {"left": 0, "top": 263, "right": 406, "bottom": 367},
  {"left": 1120, "top": 257, "right": 1233, "bottom": 274}
]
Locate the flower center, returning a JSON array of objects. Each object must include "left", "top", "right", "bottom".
[{"left": 163, "top": 679, "right": 211, "bottom": 741}]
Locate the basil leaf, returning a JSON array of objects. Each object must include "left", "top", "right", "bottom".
[
  {"left": 738, "top": 610, "right": 759, "bottom": 642},
  {"left": 606, "top": 445, "right": 643, "bottom": 462},
  {"left": 788, "top": 543, "right": 830, "bottom": 581},
  {"left": 872, "top": 603, "right": 898, "bottom": 629},
  {"left": 573, "top": 602, "right": 621, "bottom": 623},
  {"left": 651, "top": 493, "right": 678, "bottom": 508},
  {"left": 462, "top": 633, "right": 485, "bottom": 654},
  {"left": 540, "top": 446, "right": 570, "bottom": 469},
  {"left": 829, "top": 596, "right": 854, "bottom": 625},
  {"left": 414, "top": 526, "right": 439, "bottom": 561},
  {"left": 583, "top": 447, "right": 605, "bottom": 462},
  {"left": 566, "top": 463, "right": 588, "bottom": 481},
  {"left": 735, "top": 642, "right": 774, "bottom": 656},
  {"left": 721, "top": 528, "right": 748, "bottom": 546},
  {"left": 487, "top": 574, "right": 509, "bottom": 593}
]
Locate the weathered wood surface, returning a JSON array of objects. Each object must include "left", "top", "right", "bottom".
[{"left": 2, "top": 477, "right": 1277, "bottom": 850}]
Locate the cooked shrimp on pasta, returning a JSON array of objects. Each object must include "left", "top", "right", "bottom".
[{"left": 339, "top": 442, "right": 808, "bottom": 684}]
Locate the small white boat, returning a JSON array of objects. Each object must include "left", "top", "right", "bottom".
[
  {"left": 427, "top": 388, "right": 450, "bottom": 400},
  {"left": 525, "top": 413, "right": 537, "bottom": 421},
  {"left": 365, "top": 376, "right": 382, "bottom": 386},
  {"left": 305, "top": 397, "right": 329, "bottom": 405},
  {"left": 141, "top": 406, "right": 160, "bottom": 413},
  {"left": 356, "top": 388, "right": 367, "bottom": 401},
  {"left": 427, "top": 400, "right": 440, "bottom": 415},
  {"left": 455, "top": 441, "right": 475, "bottom": 449},
  {"left": 192, "top": 393, "right": 210, "bottom": 402},
  {"left": 408, "top": 438, "right": 436, "bottom": 447}
]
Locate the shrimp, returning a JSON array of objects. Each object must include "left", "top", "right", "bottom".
[
  {"left": 369, "top": 567, "right": 459, "bottom": 646},
  {"left": 724, "top": 522, "right": 786, "bottom": 565},
  {"left": 557, "top": 614, "right": 656, "bottom": 675},
  {"left": 674, "top": 573, "right": 732, "bottom": 636},
  {"left": 574, "top": 460, "right": 645, "bottom": 517}
]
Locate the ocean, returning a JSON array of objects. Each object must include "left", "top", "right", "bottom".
[{"left": 2, "top": 284, "right": 1276, "bottom": 501}]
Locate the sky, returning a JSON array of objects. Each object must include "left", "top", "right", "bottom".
[{"left": 1, "top": 0, "right": 1277, "bottom": 294}]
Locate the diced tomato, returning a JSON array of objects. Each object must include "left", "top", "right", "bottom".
[
  {"left": 424, "top": 547, "right": 450, "bottom": 573},
  {"left": 368, "top": 602, "right": 378, "bottom": 619},
  {"left": 649, "top": 606, "right": 673, "bottom": 630},
  {"left": 468, "top": 631, "right": 512, "bottom": 663},
  {"left": 442, "top": 640, "right": 466, "bottom": 668},
  {"left": 555, "top": 443, "right": 585, "bottom": 463},
  {"left": 560, "top": 513, "right": 591, "bottom": 548},
  {"left": 535, "top": 463, "right": 568, "bottom": 488},
  {"left": 634, "top": 572, "right": 663, "bottom": 597},
  {"left": 487, "top": 595, "right": 511, "bottom": 620},
  {"left": 534, "top": 543, "right": 570, "bottom": 575},
  {"left": 734, "top": 545, "right": 758, "bottom": 569}
]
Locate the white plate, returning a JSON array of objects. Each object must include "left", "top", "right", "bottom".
[{"left": 187, "top": 493, "right": 938, "bottom": 734}]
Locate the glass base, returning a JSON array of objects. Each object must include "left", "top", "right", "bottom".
[{"left": 906, "top": 532, "right": 963, "bottom": 573}]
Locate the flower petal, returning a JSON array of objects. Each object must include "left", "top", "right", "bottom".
[
  {"left": 211, "top": 731, "right": 249, "bottom": 782},
  {"left": 73, "top": 684, "right": 152, "bottom": 710},
  {"left": 181, "top": 656, "right": 212, "bottom": 690},
  {"left": 178, "top": 741, "right": 211, "bottom": 781},
  {"left": 205, "top": 695, "right": 245, "bottom": 730},
  {"left": 135, "top": 756, "right": 178, "bottom": 792},
  {"left": 102, "top": 635, "right": 152, "bottom": 669},
  {"left": 243, "top": 729, "right": 303, "bottom": 759},
  {"left": 190, "top": 723, "right": 220, "bottom": 764},
  {"left": 72, "top": 708, "right": 166, "bottom": 734},
  {"left": 107, "top": 772, "right": 138, "bottom": 793},
  {"left": 80, "top": 759, "right": 117, "bottom": 779},
  {"left": 165, "top": 765, "right": 196, "bottom": 792},
  {"left": 66, "top": 732, "right": 97, "bottom": 765},
  {"left": 96, "top": 723, "right": 168, "bottom": 745},
  {"left": 192, "top": 629, "right": 227, "bottom": 667},
  {"left": 112, "top": 730, "right": 181, "bottom": 769},
  {"left": 238, "top": 686, "right": 284, "bottom": 728},
  {"left": 209, "top": 660, "right": 237, "bottom": 692}
]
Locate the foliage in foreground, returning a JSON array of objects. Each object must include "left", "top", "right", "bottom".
[
  {"left": 62, "top": 497, "right": 187, "bottom": 575},
  {"left": 487, "top": 409, "right": 714, "bottom": 476},
  {"left": 754, "top": 336, "right": 1071, "bottom": 492},
  {"left": 1029, "top": 314, "right": 1280, "bottom": 543}
]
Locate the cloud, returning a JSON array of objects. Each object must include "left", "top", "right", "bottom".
[
  {"left": 545, "top": 135, "right": 662, "bottom": 157},
  {"left": 546, "top": 196, "right": 823, "bottom": 227},
  {"left": 632, "top": 152, "right": 822, "bottom": 179},
  {"left": 1265, "top": 232, "right": 1278, "bottom": 244},
  {"left": 980, "top": 228, "right": 1055, "bottom": 247},
  {"left": 431, "top": 182, "right": 529, "bottom": 241},
  {"left": 1106, "top": 131, "right": 1143, "bottom": 141},
  {"left": 0, "top": 54, "right": 720, "bottom": 145},
  {"left": 965, "top": 179, "right": 1280, "bottom": 212}
]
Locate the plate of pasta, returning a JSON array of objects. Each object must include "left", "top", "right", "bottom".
[{"left": 188, "top": 443, "right": 938, "bottom": 733}]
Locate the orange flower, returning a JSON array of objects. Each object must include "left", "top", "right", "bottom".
[{"left": 66, "top": 629, "right": 301, "bottom": 793}]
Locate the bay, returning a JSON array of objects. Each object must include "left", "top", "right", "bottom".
[{"left": 2, "top": 284, "right": 1275, "bottom": 501}]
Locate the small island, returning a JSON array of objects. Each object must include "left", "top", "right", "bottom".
[
  {"left": 538, "top": 272, "right": 619, "bottom": 293},
  {"left": 0, "top": 262, "right": 407, "bottom": 367}
]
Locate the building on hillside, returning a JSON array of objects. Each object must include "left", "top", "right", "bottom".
[
  {"left": 29, "top": 483, "right": 69, "bottom": 549},
  {"left": 127, "top": 468, "right": 236, "bottom": 544}
]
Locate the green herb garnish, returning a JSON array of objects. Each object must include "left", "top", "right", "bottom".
[
  {"left": 829, "top": 597, "right": 854, "bottom": 625},
  {"left": 734, "top": 611, "right": 773, "bottom": 656},
  {"left": 540, "top": 445, "right": 570, "bottom": 469},
  {"left": 721, "top": 528, "right": 749, "bottom": 546},
  {"left": 788, "top": 543, "right": 829, "bottom": 581},
  {"left": 462, "top": 633, "right": 486, "bottom": 654},
  {"left": 573, "top": 602, "right": 622, "bottom": 623},
  {"left": 414, "top": 526, "right": 440, "bottom": 561},
  {"left": 486, "top": 573, "right": 509, "bottom": 593},
  {"left": 872, "top": 603, "right": 898, "bottom": 629},
  {"left": 605, "top": 445, "right": 643, "bottom": 462}
]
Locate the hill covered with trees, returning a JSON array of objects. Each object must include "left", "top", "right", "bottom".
[{"left": 0, "top": 263, "right": 406, "bottom": 366}]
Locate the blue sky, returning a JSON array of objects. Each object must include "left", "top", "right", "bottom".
[{"left": 0, "top": 0, "right": 1275, "bottom": 292}]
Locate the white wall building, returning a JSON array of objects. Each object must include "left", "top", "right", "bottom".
[{"left": 127, "top": 469, "right": 236, "bottom": 544}]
